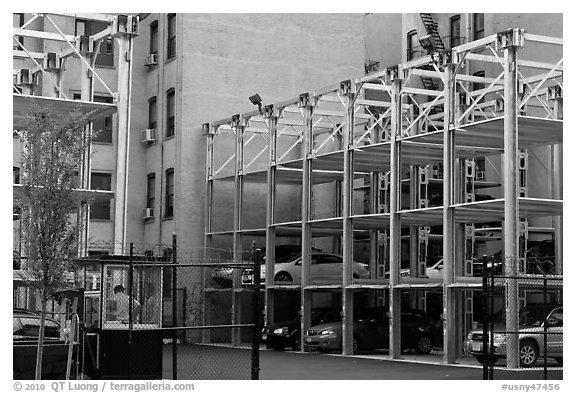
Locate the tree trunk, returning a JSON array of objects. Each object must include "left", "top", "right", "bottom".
[{"left": 34, "top": 292, "right": 47, "bottom": 380}]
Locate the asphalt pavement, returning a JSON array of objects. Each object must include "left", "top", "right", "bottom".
[
  {"left": 259, "top": 349, "right": 481, "bottom": 380},
  {"left": 161, "top": 344, "right": 562, "bottom": 380}
]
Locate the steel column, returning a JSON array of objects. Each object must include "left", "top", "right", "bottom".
[
  {"left": 443, "top": 61, "right": 457, "bottom": 364},
  {"left": 503, "top": 41, "right": 520, "bottom": 369},
  {"left": 264, "top": 108, "right": 278, "bottom": 328},
  {"left": 341, "top": 81, "right": 355, "bottom": 355},
  {"left": 300, "top": 94, "right": 313, "bottom": 351},
  {"left": 202, "top": 123, "right": 215, "bottom": 342},
  {"left": 112, "top": 32, "right": 134, "bottom": 255},
  {"left": 389, "top": 77, "right": 402, "bottom": 359},
  {"left": 78, "top": 51, "right": 95, "bottom": 258},
  {"left": 232, "top": 116, "right": 245, "bottom": 346},
  {"left": 551, "top": 95, "right": 563, "bottom": 275}
]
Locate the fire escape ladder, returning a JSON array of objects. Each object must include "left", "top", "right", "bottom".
[
  {"left": 419, "top": 13, "right": 446, "bottom": 52},
  {"left": 418, "top": 13, "right": 445, "bottom": 91}
]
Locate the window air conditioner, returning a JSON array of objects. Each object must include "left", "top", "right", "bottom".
[
  {"left": 141, "top": 128, "right": 156, "bottom": 143},
  {"left": 143, "top": 208, "right": 154, "bottom": 219},
  {"left": 146, "top": 53, "right": 158, "bottom": 67}
]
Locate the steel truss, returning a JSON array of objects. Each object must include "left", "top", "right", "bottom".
[
  {"left": 204, "top": 29, "right": 563, "bottom": 364},
  {"left": 13, "top": 13, "right": 139, "bottom": 256}
]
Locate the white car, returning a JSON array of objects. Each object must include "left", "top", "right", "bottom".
[
  {"left": 244, "top": 253, "right": 370, "bottom": 285},
  {"left": 386, "top": 259, "right": 444, "bottom": 280}
]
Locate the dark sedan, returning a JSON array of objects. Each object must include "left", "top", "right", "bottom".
[
  {"left": 304, "top": 308, "right": 442, "bottom": 354},
  {"left": 262, "top": 307, "right": 341, "bottom": 351}
]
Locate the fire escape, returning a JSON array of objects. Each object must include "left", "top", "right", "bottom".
[{"left": 417, "top": 13, "right": 447, "bottom": 91}]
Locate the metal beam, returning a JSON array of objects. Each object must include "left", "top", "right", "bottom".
[
  {"left": 503, "top": 44, "right": 520, "bottom": 369},
  {"left": 232, "top": 119, "right": 245, "bottom": 347},
  {"left": 389, "top": 78, "right": 402, "bottom": 359},
  {"left": 112, "top": 33, "right": 133, "bottom": 255},
  {"left": 341, "top": 83, "right": 355, "bottom": 356},
  {"left": 13, "top": 50, "right": 44, "bottom": 59},
  {"left": 265, "top": 111, "right": 279, "bottom": 330},
  {"left": 442, "top": 62, "right": 457, "bottom": 364},
  {"left": 524, "top": 34, "right": 562, "bottom": 45},
  {"left": 300, "top": 96, "right": 313, "bottom": 352},
  {"left": 13, "top": 27, "right": 76, "bottom": 42},
  {"left": 454, "top": 34, "right": 497, "bottom": 54}
]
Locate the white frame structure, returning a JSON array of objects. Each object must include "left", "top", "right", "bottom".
[
  {"left": 204, "top": 28, "right": 563, "bottom": 366},
  {"left": 13, "top": 13, "right": 139, "bottom": 256}
]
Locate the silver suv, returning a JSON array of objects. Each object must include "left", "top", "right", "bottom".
[{"left": 464, "top": 305, "right": 563, "bottom": 367}]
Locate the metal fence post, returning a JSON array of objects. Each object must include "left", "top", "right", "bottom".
[
  {"left": 482, "top": 257, "right": 489, "bottom": 379},
  {"left": 128, "top": 242, "right": 134, "bottom": 379},
  {"left": 543, "top": 276, "right": 548, "bottom": 380},
  {"left": 251, "top": 245, "right": 262, "bottom": 380},
  {"left": 171, "top": 234, "right": 178, "bottom": 380},
  {"left": 489, "top": 270, "right": 494, "bottom": 379}
]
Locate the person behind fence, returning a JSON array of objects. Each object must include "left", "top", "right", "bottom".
[
  {"left": 111, "top": 284, "right": 141, "bottom": 324},
  {"left": 143, "top": 286, "right": 161, "bottom": 324}
]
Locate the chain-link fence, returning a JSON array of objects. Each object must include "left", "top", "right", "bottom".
[
  {"left": 70, "top": 240, "right": 263, "bottom": 380},
  {"left": 473, "top": 263, "right": 563, "bottom": 380}
]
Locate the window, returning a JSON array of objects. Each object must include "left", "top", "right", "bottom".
[
  {"left": 93, "top": 96, "right": 113, "bottom": 143},
  {"left": 75, "top": 19, "right": 114, "bottom": 67},
  {"left": 13, "top": 13, "right": 24, "bottom": 49},
  {"left": 473, "top": 13, "right": 485, "bottom": 40},
  {"left": 407, "top": 30, "right": 418, "bottom": 61},
  {"left": 148, "top": 97, "right": 157, "bottom": 129},
  {"left": 472, "top": 71, "right": 485, "bottom": 104},
  {"left": 450, "top": 15, "right": 461, "bottom": 48},
  {"left": 166, "top": 89, "right": 175, "bottom": 137},
  {"left": 165, "top": 169, "right": 174, "bottom": 218},
  {"left": 150, "top": 20, "right": 159, "bottom": 56},
  {"left": 90, "top": 173, "right": 112, "bottom": 220},
  {"left": 73, "top": 94, "right": 113, "bottom": 143},
  {"left": 167, "top": 14, "right": 176, "bottom": 60},
  {"left": 13, "top": 167, "right": 21, "bottom": 184},
  {"left": 146, "top": 173, "right": 156, "bottom": 209}
]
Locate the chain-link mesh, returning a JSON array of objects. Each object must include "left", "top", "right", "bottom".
[
  {"left": 476, "top": 268, "right": 563, "bottom": 380},
  {"left": 71, "top": 242, "right": 262, "bottom": 380}
]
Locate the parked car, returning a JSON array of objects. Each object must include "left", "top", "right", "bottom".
[
  {"left": 384, "top": 259, "right": 444, "bottom": 280},
  {"left": 303, "top": 308, "right": 442, "bottom": 354},
  {"left": 211, "top": 245, "right": 320, "bottom": 286},
  {"left": 13, "top": 309, "right": 62, "bottom": 341},
  {"left": 261, "top": 307, "right": 341, "bottom": 351},
  {"left": 243, "top": 253, "right": 369, "bottom": 285},
  {"left": 464, "top": 304, "right": 563, "bottom": 367}
]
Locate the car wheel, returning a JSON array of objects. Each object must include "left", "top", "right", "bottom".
[
  {"left": 271, "top": 343, "right": 285, "bottom": 351},
  {"left": 415, "top": 335, "right": 433, "bottom": 354},
  {"left": 275, "top": 272, "right": 293, "bottom": 282},
  {"left": 474, "top": 355, "right": 497, "bottom": 365},
  {"left": 554, "top": 357, "right": 563, "bottom": 366},
  {"left": 352, "top": 335, "right": 360, "bottom": 354},
  {"left": 519, "top": 340, "right": 539, "bottom": 368}
]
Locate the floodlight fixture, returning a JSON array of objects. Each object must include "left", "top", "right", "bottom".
[
  {"left": 419, "top": 34, "right": 435, "bottom": 54},
  {"left": 249, "top": 93, "right": 263, "bottom": 114}
]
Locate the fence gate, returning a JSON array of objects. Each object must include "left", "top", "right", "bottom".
[{"left": 480, "top": 261, "right": 563, "bottom": 380}]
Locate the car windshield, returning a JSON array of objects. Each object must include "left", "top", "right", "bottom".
[
  {"left": 490, "top": 306, "right": 556, "bottom": 327},
  {"left": 261, "top": 253, "right": 301, "bottom": 264}
]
